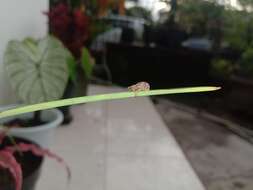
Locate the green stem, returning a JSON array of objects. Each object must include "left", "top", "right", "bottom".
[
  {"left": 0, "top": 86, "right": 220, "bottom": 119},
  {"left": 33, "top": 111, "right": 42, "bottom": 123}
]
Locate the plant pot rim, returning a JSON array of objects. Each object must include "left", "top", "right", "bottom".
[{"left": 0, "top": 104, "right": 63, "bottom": 133}]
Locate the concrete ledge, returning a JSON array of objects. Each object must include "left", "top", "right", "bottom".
[{"left": 37, "top": 85, "right": 205, "bottom": 190}]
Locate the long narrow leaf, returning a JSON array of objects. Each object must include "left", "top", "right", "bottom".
[{"left": 0, "top": 86, "right": 220, "bottom": 119}]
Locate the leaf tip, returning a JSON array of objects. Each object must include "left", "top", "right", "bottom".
[{"left": 213, "top": 86, "right": 222, "bottom": 91}]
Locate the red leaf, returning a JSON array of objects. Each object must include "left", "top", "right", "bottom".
[
  {"left": 45, "top": 3, "right": 89, "bottom": 58},
  {"left": 6, "top": 143, "right": 71, "bottom": 181},
  {"left": 0, "top": 150, "right": 22, "bottom": 190},
  {"left": 99, "top": 0, "right": 109, "bottom": 8}
]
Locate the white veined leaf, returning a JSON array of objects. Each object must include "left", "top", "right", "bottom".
[{"left": 4, "top": 36, "right": 70, "bottom": 104}]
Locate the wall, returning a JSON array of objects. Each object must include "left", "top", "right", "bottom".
[{"left": 0, "top": 0, "right": 48, "bottom": 105}]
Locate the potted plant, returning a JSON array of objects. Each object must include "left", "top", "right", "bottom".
[
  {"left": 46, "top": 2, "right": 96, "bottom": 124},
  {"left": 1, "top": 36, "right": 71, "bottom": 148},
  {"left": 0, "top": 83, "right": 220, "bottom": 190},
  {"left": 0, "top": 132, "right": 69, "bottom": 190}
]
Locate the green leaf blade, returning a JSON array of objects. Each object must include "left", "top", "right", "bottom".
[
  {"left": 0, "top": 86, "right": 220, "bottom": 119},
  {"left": 81, "top": 47, "right": 94, "bottom": 79}
]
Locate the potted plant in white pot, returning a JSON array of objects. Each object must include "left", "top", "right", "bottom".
[
  {"left": 46, "top": 2, "right": 96, "bottom": 124},
  {"left": 1, "top": 35, "right": 71, "bottom": 148}
]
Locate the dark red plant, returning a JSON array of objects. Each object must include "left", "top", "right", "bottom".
[
  {"left": 0, "top": 132, "right": 70, "bottom": 190},
  {"left": 6, "top": 143, "right": 71, "bottom": 180},
  {"left": 0, "top": 150, "right": 22, "bottom": 190},
  {"left": 46, "top": 3, "right": 89, "bottom": 58},
  {"left": 98, "top": 0, "right": 108, "bottom": 7},
  {"left": 98, "top": 0, "right": 109, "bottom": 13}
]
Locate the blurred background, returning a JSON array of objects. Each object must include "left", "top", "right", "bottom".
[{"left": 0, "top": 0, "right": 253, "bottom": 190}]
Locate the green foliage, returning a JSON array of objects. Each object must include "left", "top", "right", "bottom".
[
  {"left": 126, "top": 6, "right": 152, "bottom": 22},
  {"left": 238, "top": 0, "right": 253, "bottom": 9},
  {"left": 89, "top": 19, "right": 112, "bottom": 43},
  {"left": 4, "top": 36, "right": 70, "bottom": 104},
  {"left": 66, "top": 54, "right": 77, "bottom": 82},
  {"left": 175, "top": 0, "right": 253, "bottom": 51},
  {"left": 81, "top": 47, "right": 95, "bottom": 79},
  {"left": 240, "top": 48, "right": 253, "bottom": 77},
  {"left": 222, "top": 10, "right": 251, "bottom": 51},
  {"left": 157, "top": 0, "right": 253, "bottom": 52},
  {"left": 177, "top": 0, "right": 224, "bottom": 37},
  {"left": 65, "top": 47, "right": 95, "bottom": 97},
  {"left": 0, "top": 86, "right": 220, "bottom": 119},
  {"left": 210, "top": 59, "right": 234, "bottom": 78}
]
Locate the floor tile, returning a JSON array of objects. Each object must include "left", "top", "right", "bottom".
[
  {"left": 55, "top": 104, "right": 107, "bottom": 154},
  {"left": 37, "top": 152, "right": 105, "bottom": 190},
  {"left": 106, "top": 155, "right": 205, "bottom": 190},
  {"left": 106, "top": 97, "right": 184, "bottom": 157},
  {"left": 107, "top": 118, "right": 182, "bottom": 156}
]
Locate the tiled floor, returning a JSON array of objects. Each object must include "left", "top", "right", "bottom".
[{"left": 37, "top": 85, "right": 205, "bottom": 190}]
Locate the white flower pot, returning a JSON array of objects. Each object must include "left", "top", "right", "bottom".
[{"left": 0, "top": 105, "right": 63, "bottom": 148}]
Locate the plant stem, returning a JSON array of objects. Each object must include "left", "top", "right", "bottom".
[
  {"left": 0, "top": 86, "right": 221, "bottom": 119},
  {"left": 33, "top": 111, "right": 42, "bottom": 123}
]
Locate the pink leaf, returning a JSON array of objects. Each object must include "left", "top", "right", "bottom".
[
  {"left": 6, "top": 143, "right": 71, "bottom": 181},
  {"left": 0, "top": 150, "right": 22, "bottom": 190}
]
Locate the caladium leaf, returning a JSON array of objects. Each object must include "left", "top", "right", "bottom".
[
  {"left": 6, "top": 143, "right": 71, "bottom": 181},
  {"left": 4, "top": 36, "right": 70, "bottom": 104},
  {"left": 0, "top": 150, "right": 22, "bottom": 190}
]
